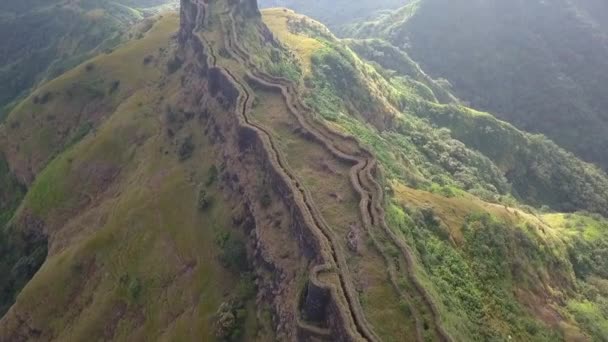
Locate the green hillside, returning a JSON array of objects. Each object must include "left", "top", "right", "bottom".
[
  {"left": 0, "top": 1, "right": 606, "bottom": 341},
  {"left": 343, "top": 0, "right": 608, "bottom": 171},
  {"left": 262, "top": 8, "right": 608, "bottom": 340},
  {"left": 0, "top": 12, "right": 271, "bottom": 340},
  {"left": 0, "top": 0, "right": 176, "bottom": 119}
]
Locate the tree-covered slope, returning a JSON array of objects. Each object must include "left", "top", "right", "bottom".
[
  {"left": 0, "top": 0, "right": 176, "bottom": 119},
  {"left": 343, "top": 0, "right": 608, "bottom": 170}
]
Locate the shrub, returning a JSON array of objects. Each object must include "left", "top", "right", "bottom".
[
  {"left": 217, "top": 233, "right": 248, "bottom": 272},
  {"left": 167, "top": 56, "right": 183, "bottom": 74},
  {"left": 109, "top": 80, "right": 120, "bottom": 94},
  {"left": 33, "top": 92, "right": 53, "bottom": 105},
  {"left": 198, "top": 188, "right": 212, "bottom": 211},
  {"left": 206, "top": 165, "right": 219, "bottom": 186},
  {"left": 143, "top": 55, "right": 153, "bottom": 65},
  {"left": 0, "top": 226, "right": 47, "bottom": 316},
  {"left": 178, "top": 136, "right": 195, "bottom": 161},
  {"left": 128, "top": 277, "right": 142, "bottom": 302},
  {"left": 214, "top": 301, "right": 247, "bottom": 340},
  {"left": 260, "top": 192, "right": 271, "bottom": 208}
]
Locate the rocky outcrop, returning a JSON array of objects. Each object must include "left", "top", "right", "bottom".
[
  {"left": 178, "top": 2, "right": 373, "bottom": 340},
  {"left": 230, "top": 0, "right": 260, "bottom": 17},
  {"left": 179, "top": 0, "right": 259, "bottom": 41}
]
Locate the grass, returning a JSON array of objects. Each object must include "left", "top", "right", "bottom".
[
  {"left": 0, "top": 153, "right": 25, "bottom": 226},
  {"left": 386, "top": 194, "right": 571, "bottom": 341},
  {"left": 2, "top": 12, "right": 177, "bottom": 178},
  {"left": 242, "top": 42, "right": 415, "bottom": 342},
  {"left": 543, "top": 213, "right": 607, "bottom": 242},
  {"left": 5, "top": 3, "right": 608, "bottom": 341},
  {"left": 259, "top": 10, "right": 588, "bottom": 339},
  {"left": 262, "top": 8, "right": 325, "bottom": 74},
  {"left": 567, "top": 300, "right": 608, "bottom": 339},
  {"left": 3, "top": 12, "right": 264, "bottom": 341}
]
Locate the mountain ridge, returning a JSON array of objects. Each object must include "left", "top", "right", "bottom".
[{"left": 0, "top": 0, "right": 606, "bottom": 340}]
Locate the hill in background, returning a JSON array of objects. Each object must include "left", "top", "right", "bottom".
[{"left": 0, "top": 0, "right": 177, "bottom": 118}]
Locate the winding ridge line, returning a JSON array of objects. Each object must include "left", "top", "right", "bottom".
[
  {"left": 181, "top": 1, "right": 372, "bottom": 340},
  {"left": 221, "top": 7, "right": 454, "bottom": 342},
  {"left": 218, "top": 15, "right": 385, "bottom": 342}
]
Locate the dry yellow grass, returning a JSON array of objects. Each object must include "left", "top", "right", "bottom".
[
  {"left": 391, "top": 182, "right": 555, "bottom": 243},
  {"left": 262, "top": 8, "right": 324, "bottom": 74},
  {"left": 85, "top": 9, "right": 106, "bottom": 21}
]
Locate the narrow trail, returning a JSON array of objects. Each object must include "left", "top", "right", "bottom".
[
  {"left": 182, "top": 1, "right": 452, "bottom": 340},
  {"left": 183, "top": 1, "right": 375, "bottom": 340},
  {"left": 219, "top": 10, "right": 454, "bottom": 342}
]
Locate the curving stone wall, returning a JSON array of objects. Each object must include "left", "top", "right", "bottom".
[{"left": 179, "top": 0, "right": 260, "bottom": 39}]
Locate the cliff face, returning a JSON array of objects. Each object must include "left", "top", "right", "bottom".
[
  {"left": 179, "top": 0, "right": 259, "bottom": 38},
  {"left": 234, "top": 0, "right": 261, "bottom": 17}
]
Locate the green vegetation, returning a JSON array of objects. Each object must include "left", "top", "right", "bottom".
[
  {"left": 413, "top": 103, "right": 608, "bottom": 216},
  {"left": 0, "top": 224, "right": 47, "bottom": 317},
  {"left": 305, "top": 28, "right": 608, "bottom": 217},
  {"left": 344, "top": 38, "right": 455, "bottom": 104},
  {"left": 307, "top": 42, "right": 510, "bottom": 199},
  {"left": 179, "top": 135, "right": 195, "bottom": 161},
  {"left": 0, "top": 13, "right": 266, "bottom": 340},
  {"left": 198, "top": 187, "right": 213, "bottom": 211},
  {"left": 0, "top": 1, "right": 129, "bottom": 118},
  {"left": 386, "top": 205, "right": 566, "bottom": 340},
  {"left": 212, "top": 234, "right": 256, "bottom": 341},
  {"left": 261, "top": 10, "right": 608, "bottom": 339},
  {"left": 2, "top": 2, "right": 607, "bottom": 341},
  {"left": 342, "top": 0, "right": 608, "bottom": 170},
  {"left": 568, "top": 300, "right": 608, "bottom": 340},
  {"left": 0, "top": 154, "right": 42, "bottom": 318},
  {"left": 0, "top": 154, "right": 25, "bottom": 226},
  {"left": 259, "top": 0, "right": 405, "bottom": 35},
  {"left": 216, "top": 232, "right": 249, "bottom": 272}
]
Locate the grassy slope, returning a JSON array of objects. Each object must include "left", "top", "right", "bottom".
[
  {"left": 344, "top": 0, "right": 608, "bottom": 171},
  {"left": 0, "top": 0, "right": 176, "bottom": 119},
  {"left": 0, "top": 5, "right": 605, "bottom": 341},
  {"left": 304, "top": 22, "right": 608, "bottom": 219},
  {"left": 1, "top": 8, "right": 175, "bottom": 182},
  {"left": 0, "top": 13, "right": 263, "bottom": 341},
  {"left": 261, "top": 8, "right": 608, "bottom": 341}
]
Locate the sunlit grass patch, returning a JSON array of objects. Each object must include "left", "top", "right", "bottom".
[{"left": 262, "top": 8, "right": 324, "bottom": 74}]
